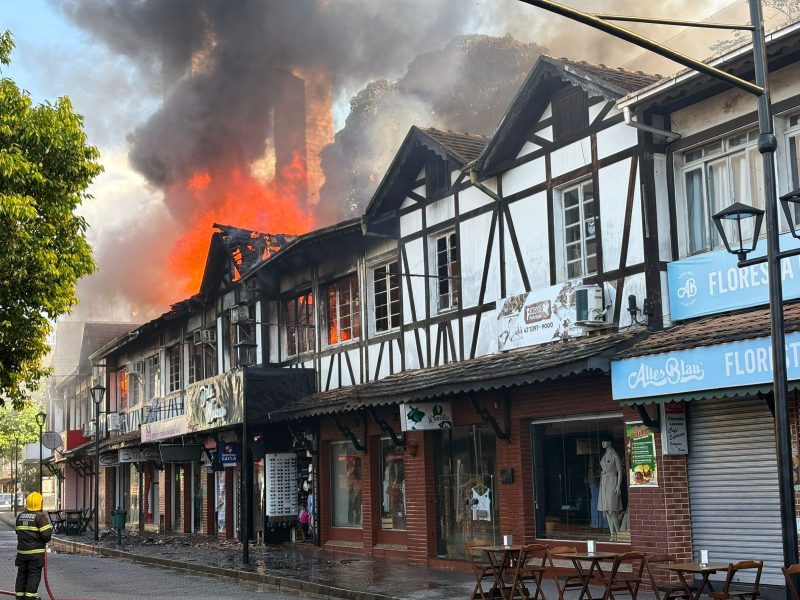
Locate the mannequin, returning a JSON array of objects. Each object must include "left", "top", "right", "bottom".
[{"left": 597, "top": 439, "right": 623, "bottom": 541}]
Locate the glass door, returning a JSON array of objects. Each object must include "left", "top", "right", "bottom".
[{"left": 215, "top": 470, "right": 226, "bottom": 535}]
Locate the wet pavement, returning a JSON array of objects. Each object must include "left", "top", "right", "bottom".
[{"left": 0, "top": 513, "right": 660, "bottom": 600}]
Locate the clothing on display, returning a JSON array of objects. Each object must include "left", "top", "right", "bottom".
[
  {"left": 471, "top": 487, "right": 492, "bottom": 522},
  {"left": 597, "top": 446, "right": 623, "bottom": 512}
]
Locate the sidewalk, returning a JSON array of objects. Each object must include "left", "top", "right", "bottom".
[{"left": 0, "top": 512, "right": 656, "bottom": 600}]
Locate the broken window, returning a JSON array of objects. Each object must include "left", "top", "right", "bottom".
[
  {"left": 325, "top": 274, "right": 360, "bottom": 345},
  {"left": 286, "top": 292, "right": 314, "bottom": 356},
  {"left": 372, "top": 261, "right": 401, "bottom": 333},
  {"left": 435, "top": 231, "right": 459, "bottom": 312}
]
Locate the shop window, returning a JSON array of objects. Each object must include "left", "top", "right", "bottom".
[
  {"left": 167, "top": 344, "right": 181, "bottom": 393},
  {"left": 285, "top": 292, "right": 314, "bottom": 356},
  {"left": 530, "top": 416, "right": 626, "bottom": 543},
  {"left": 325, "top": 274, "right": 360, "bottom": 346},
  {"left": 559, "top": 179, "right": 597, "bottom": 280},
  {"left": 435, "top": 425, "right": 498, "bottom": 558},
  {"left": 331, "top": 441, "right": 362, "bottom": 528},
  {"left": 434, "top": 231, "right": 459, "bottom": 312},
  {"left": 681, "top": 129, "right": 764, "bottom": 255},
  {"left": 372, "top": 261, "right": 401, "bottom": 333},
  {"left": 380, "top": 439, "right": 406, "bottom": 530}
]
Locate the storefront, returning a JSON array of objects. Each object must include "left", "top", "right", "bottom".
[{"left": 611, "top": 305, "right": 800, "bottom": 586}]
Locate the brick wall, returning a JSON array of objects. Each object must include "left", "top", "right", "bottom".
[
  {"left": 225, "top": 467, "right": 234, "bottom": 539},
  {"left": 102, "top": 468, "right": 115, "bottom": 528},
  {"left": 183, "top": 464, "right": 192, "bottom": 534},
  {"left": 205, "top": 471, "right": 214, "bottom": 536}
]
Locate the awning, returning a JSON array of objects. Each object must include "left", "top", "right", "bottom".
[
  {"left": 611, "top": 302, "right": 800, "bottom": 404},
  {"left": 269, "top": 330, "right": 641, "bottom": 422}
]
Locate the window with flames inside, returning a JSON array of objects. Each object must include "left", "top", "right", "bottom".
[{"left": 326, "top": 273, "right": 360, "bottom": 346}]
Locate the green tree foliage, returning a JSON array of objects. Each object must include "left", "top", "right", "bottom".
[
  {"left": 0, "top": 31, "right": 102, "bottom": 406},
  {"left": 0, "top": 402, "right": 41, "bottom": 459}
]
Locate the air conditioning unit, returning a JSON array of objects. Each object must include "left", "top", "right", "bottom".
[
  {"left": 192, "top": 330, "right": 203, "bottom": 345},
  {"left": 230, "top": 305, "right": 250, "bottom": 324},
  {"left": 82, "top": 422, "right": 93, "bottom": 437},
  {"left": 106, "top": 412, "right": 121, "bottom": 432},
  {"left": 202, "top": 329, "right": 216, "bottom": 344},
  {"left": 129, "top": 360, "right": 144, "bottom": 375},
  {"left": 575, "top": 285, "right": 606, "bottom": 325},
  {"left": 139, "top": 405, "right": 152, "bottom": 424}
]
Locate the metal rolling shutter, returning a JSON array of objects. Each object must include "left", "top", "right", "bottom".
[{"left": 687, "top": 397, "right": 784, "bottom": 587}]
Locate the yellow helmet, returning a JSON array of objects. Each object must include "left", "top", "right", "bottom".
[{"left": 26, "top": 492, "right": 42, "bottom": 512}]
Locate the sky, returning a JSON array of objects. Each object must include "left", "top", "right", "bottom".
[{"left": 2, "top": 0, "right": 744, "bottom": 322}]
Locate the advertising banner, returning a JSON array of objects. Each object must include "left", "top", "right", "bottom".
[
  {"left": 186, "top": 369, "right": 244, "bottom": 433},
  {"left": 400, "top": 401, "right": 453, "bottom": 431},
  {"left": 668, "top": 232, "right": 800, "bottom": 321},
  {"left": 141, "top": 414, "right": 189, "bottom": 443},
  {"left": 626, "top": 423, "right": 658, "bottom": 488},
  {"left": 497, "top": 281, "right": 593, "bottom": 351},
  {"left": 612, "top": 330, "right": 800, "bottom": 400},
  {"left": 118, "top": 448, "right": 140, "bottom": 463},
  {"left": 219, "top": 442, "right": 240, "bottom": 467}
]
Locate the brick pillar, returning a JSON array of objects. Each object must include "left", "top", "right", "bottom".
[
  {"left": 205, "top": 472, "right": 215, "bottom": 536},
  {"left": 158, "top": 467, "right": 167, "bottom": 532},
  {"left": 225, "top": 467, "right": 234, "bottom": 539},
  {"left": 405, "top": 430, "right": 437, "bottom": 565},
  {"left": 103, "top": 468, "right": 115, "bottom": 528},
  {"left": 627, "top": 428, "right": 692, "bottom": 586},
  {"left": 319, "top": 442, "right": 331, "bottom": 545},
  {"left": 363, "top": 436, "right": 377, "bottom": 552},
  {"left": 143, "top": 466, "right": 153, "bottom": 524},
  {"left": 496, "top": 409, "right": 526, "bottom": 546},
  {"left": 164, "top": 465, "right": 172, "bottom": 532},
  {"left": 183, "top": 464, "right": 192, "bottom": 533}
]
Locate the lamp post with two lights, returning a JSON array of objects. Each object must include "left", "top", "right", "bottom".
[{"left": 90, "top": 383, "right": 106, "bottom": 542}]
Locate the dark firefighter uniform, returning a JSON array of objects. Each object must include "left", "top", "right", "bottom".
[{"left": 15, "top": 492, "right": 51, "bottom": 600}]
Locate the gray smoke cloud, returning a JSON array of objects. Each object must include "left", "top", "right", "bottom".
[{"left": 56, "top": 0, "right": 741, "bottom": 319}]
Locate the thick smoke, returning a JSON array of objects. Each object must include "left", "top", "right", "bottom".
[{"left": 57, "top": 0, "right": 742, "bottom": 318}]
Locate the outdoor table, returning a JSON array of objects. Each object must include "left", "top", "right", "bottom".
[
  {"left": 666, "top": 562, "right": 729, "bottom": 600},
  {"left": 481, "top": 544, "right": 524, "bottom": 598},
  {"left": 63, "top": 509, "right": 84, "bottom": 535},
  {"left": 553, "top": 551, "right": 619, "bottom": 600}
]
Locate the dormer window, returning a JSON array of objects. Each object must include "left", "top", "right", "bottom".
[
  {"left": 553, "top": 86, "right": 588, "bottom": 140},
  {"left": 426, "top": 158, "right": 448, "bottom": 197}
]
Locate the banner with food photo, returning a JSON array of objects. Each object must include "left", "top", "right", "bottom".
[{"left": 626, "top": 423, "right": 658, "bottom": 488}]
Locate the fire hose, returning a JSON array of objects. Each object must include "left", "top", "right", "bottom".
[{"left": 0, "top": 551, "right": 87, "bottom": 600}]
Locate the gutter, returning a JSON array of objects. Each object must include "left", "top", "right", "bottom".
[{"left": 623, "top": 107, "right": 681, "bottom": 141}]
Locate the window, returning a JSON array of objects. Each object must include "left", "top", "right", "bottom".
[
  {"left": 372, "top": 262, "right": 401, "bottom": 333},
  {"left": 562, "top": 180, "right": 597, "bottom": 279},
  {"left": 554, "top": 86, "right": 588, "bottom": 140},
  {"left": 116, "top": 367, "right": 128, "bottom": 411},
  {"left": 128, "top": 369, "right": 141, "bottom": 407},
  {"left": 167, "top": 345, "right": 181, "bottom": 393},
  {"left": 682, "top": 130, "right": 765, "bottom": 254},
  {"left": 325, "top": 274, "right": 360, "bottom": 345},
  {"left": 427, "top": 158, "right": 448, "bottom": 197},
  {"left": 331, "top": 441, "right": 362, "bottom": 528},
  {"left": 380, "top": 439, "right": 406, "bottom": 530},
  {"left": 530, "top": 416, "right": 625, "bottom": 542},
  {"left": 785, "top": 113, "right": 800, "bottom": 230},
  {"left": 286, "top": 292, "right": 314, "bottom": 356},
  {"left": 145, "top": 354, "right": 160, "bottom": 400},
  {"left": 228, "top": 305, "right": 255, "bottom": 368},
  {"left": 435, "top": 231, "right": 459, "bottom": 312}
]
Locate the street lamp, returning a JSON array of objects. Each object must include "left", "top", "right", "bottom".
[
  {"left": 712, "top": 202, "right": 765, "bottom": 262},
  {"left": 12, "top": 437, "right": 18, "bottom": 517},
  {"left": 90, "top": 382, "right": 106, "bottom": 542},
  {"left": 517, "top": 0, "right": 799, "bottom": 588},
  {"left": 35, "top": 411, "right": 46, "bottom": 493}
]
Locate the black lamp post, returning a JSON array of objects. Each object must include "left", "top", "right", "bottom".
[
  {"left": 91, "top": 383, "right": 106, "bottom": 542},
  {"left": 12, "top": 437, "right": 18, "bottom": 517},
  {"left": 516, "top": 0, "right": 800, "bottom": 589},
  {"left": 35, "top": 412, "right": 46, "bottom": 493},
  {"left": 711, "top": 202, "right": 765, "bottom": 262}
]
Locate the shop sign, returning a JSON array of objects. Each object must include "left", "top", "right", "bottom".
[
  {"left": 185, "top": 370, "right": 244, "bottom": 433},
  {"left": 118, "top": 448, "right": 140, "bottom": 463},
  {"left": 140, "top": 446, "right": 161, "bottom": 462},
  {"left": 219, "top": 442, "right": 240, "bottom": 467},
  {"left": 668, "top": 232, "right": 800, "bottom": 321},
  {"left": 626, "top": 423, "right": 658, "bottom": 488},
  {"left": 497, "top": 281, "right": 595, "bottom": 351},
  {"left": 99, "top": 452, "right": 119, "bottom": 468},
  {"left": 141, "top": 413, "right": 189, "bottom": 443},
  {"left": 400, "top": 401, "right": 453, "bottom": 431},
  {"left": 661, "top": 402, "right": 688, "bottom": 455},
  {"left": 612, "top": 330, "right": 800, "bottom": 400}
]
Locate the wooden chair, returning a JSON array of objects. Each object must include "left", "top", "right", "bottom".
[
  {"left": 80, "top": 508, "right": 95, "bottom": 533},
  {"left": 645, "top": 554, "right": 696, "bottom": 600},
  {"left": 708, "top": 561, "right": 763, "bottom": 600},
  {"left": 47, "top": 511, "right": 65, "bottom": 535},
  {"left": 600, "top": 552, "right": 646, "bottom": 600},
  {"left": 507, "top": 543, "right": 549, "bottom": 600},
  {"left": 782, "top": 564, "right": 800, "bottom": 600},
  {"left": 467, "top": 540, "right": 498, "bottom": 600},
  {"left": 547, "top": 546, "right": 589, "bottom": 600}
]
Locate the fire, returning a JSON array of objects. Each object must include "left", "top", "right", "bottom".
[{"left": 168, "top": 153, "right": 314, "bottom": 299}]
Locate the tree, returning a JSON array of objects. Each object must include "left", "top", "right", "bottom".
[
  {"left": 0, "top": 31, "right": 102, "bottom": 406},
  {"left": 0, "top": 401, "right": 41, "bottom": 460}
]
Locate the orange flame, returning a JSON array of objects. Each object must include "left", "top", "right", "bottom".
[{"left": 168, "top": 153, "right": 314, "bottom": 299}]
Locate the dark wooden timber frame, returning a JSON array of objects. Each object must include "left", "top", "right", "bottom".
[{"left": 467, "top": 392, "right": 511, "bottom": 443}]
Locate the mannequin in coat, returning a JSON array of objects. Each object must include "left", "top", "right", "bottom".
[{"left": 596, "top": 439, "right": 623, "bottom": 540}]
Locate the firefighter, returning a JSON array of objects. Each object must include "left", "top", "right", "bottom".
[{"left": 15, "top": 492, "right": 51, "bottom": 600}]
